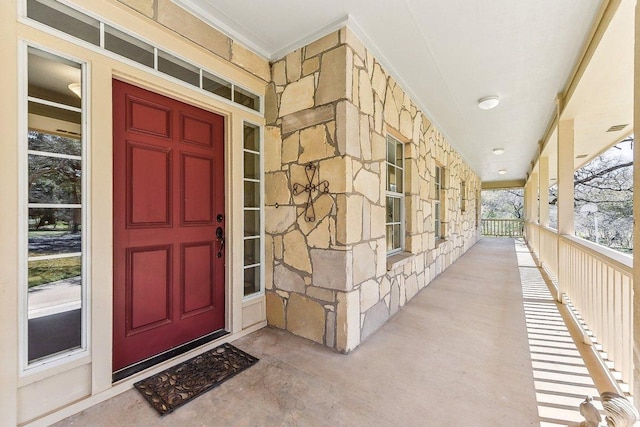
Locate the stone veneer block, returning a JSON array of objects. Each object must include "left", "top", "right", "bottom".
[
  {"left": 231, "top": 42, "right": 270, "bottom": 82},
  {"left": 265, "top": 205, "right": 296, "bottom": 234},
  {"left": 336, "top": 290, "right": 360, "bottom": 352},
  {"left": 273, "top": 263, "right": 306, "bottom": 294},
  {"left": 157, "top": 0, "right": 231, "bottom": 61},
  {"left": 266, "top": 292, "right": 285, "bottom": 329},
  {"left": 272, "top": 60, "right": 287, "bottom": 86},
  {"left": 318, "top": 156, "right": 351, "bottom": 194},
  {"left": 264, "top": 83, "right": 278, "bottom": 124},
  {"left": 281, "top": 105, "right": 335, "bottom": 135},
  {"left": 359, "top": 279, "right": 379, "bottom": 312},
  {"left": 298, "top": 124, "right": 334, "bottom": 164},
  {"left": 279, "top": 75, "right": 315, "bottom": 117},
  {"left": 306, "top": 216, "right": 332, "bottom": 249},
  {"left": 283, "top": 230, "right": 312, "bottom": 273},
  {"left": 405, "top": 274, "right": 419, "bottom": 302},
  {"left": 352, "top": 242, "right": 376, "bottom": 285},
  {"left": 307, "top": 285, "right": 335, "bottom": 302},
  {"left": 325, "top": 311, "right": 336, "bottom": 348},
  {"left": 310, "top": 249, "right": 352, "bottom": 291},
  {"left": 316, "top": 45, "right": 351, "bottom": 106},
  {"left": 336, "top": 101, "right": 361, "bottom": 157},
  {"left": 370, "top": 131, "right": 386, "bottom": 162},
  {"left": 281, "top": 132, "right": 299, "bottom": 164},
  {"left": 342, "top": 27, "right": 367, "bottom": 61},
  {"left": 361, "top": 301, "right": 389, "bottom": 341},
  {"left": 117, "top": 0, "right": 154, "bottom": 18},
  {"left": 336, "top": 194, "right": 362, "bottom": 245},
  {"left": 286, "top": 293, "right": 325, "bottom": 344},
  {"left": 265, "top": 172, "right": 290, "bottom": 206},
  {"left": 286, "top": 49, "right": 302, "bottom": 83},
  {"left": 305, "top": 31, "right": 340, "bottom": 59},
  {"left": 358, "top": 69, "right": 374, "bottom": 116},
  {"left": 353, "top": 168, "right": 379, "bottom": 203},
  {"left": 302, "top": 57, "right": 320, "bottom": 76},
  {"left": 264, "top": 126, "right": 282, "bottom": 172}
]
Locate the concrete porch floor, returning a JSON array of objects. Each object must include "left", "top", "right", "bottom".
[{"left": 54, "top": 238, "right": 604, "bottom": 427}]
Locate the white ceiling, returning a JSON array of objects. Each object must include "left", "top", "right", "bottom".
[{"left": 175, "top": 0, "right": 605, "bottom": 183}]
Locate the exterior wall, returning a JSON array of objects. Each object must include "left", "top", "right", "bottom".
[
  {"left": 264, "top": 28, "right": 481, "bottom": 353},
  {"left": 1, "top": 1, "right": 267, "bottom": 425}
]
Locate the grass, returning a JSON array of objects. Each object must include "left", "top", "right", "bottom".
[{"left": 29, "top": 257, "right": 81, "bottom": 288}]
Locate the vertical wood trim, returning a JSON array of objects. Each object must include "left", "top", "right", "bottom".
[{"left": 539, "top": 156, "right": 549, "bottom": 227}]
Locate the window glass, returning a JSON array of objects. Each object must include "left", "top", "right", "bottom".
[
  {"left": 105, "top": 25, "right": 154, "bottom": 68},
  {"left": 203, "top": 72, "right": 232, "bottom": 100},
  {"left": 27, "top": 0, "right": 100, "bottom": 46},
  {"left": 234, "top": 86, "right": 260, "bottom": 111},
  {"left": 158, "top": 50, "right": 200, "bottom": 87},
  {"left": 27, "top": 48, "right": 84, "bottom": 363}
]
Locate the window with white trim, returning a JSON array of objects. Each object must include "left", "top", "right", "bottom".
[
  {"left": 434, "top": 165, "right": 444, "bottom": 240},
  {"left": 243, "top": 123, "right": 263, "bottom": 297},
  {"left": 461, "top": 180, "right": 467, "bottom": 212},
  {"left": 25, "top": 47, "right": 87, "bottom": 365},
  {"left": 386, "top": 135, "right": 404, "bottom": 254}
]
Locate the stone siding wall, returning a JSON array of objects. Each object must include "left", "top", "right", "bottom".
[
  {"left": 265, "top": 28, "right": 480, "bottom": 352},
  {"left": 115, "top": 0, "right": 270, "bottom": 82}
]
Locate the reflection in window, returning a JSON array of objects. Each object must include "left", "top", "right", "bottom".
[
  {"left": 243, "top": 123, "right": 262, "bottom": 297},
  {"left": 27, "top": 47, "right": 84, "bottom": 364}
]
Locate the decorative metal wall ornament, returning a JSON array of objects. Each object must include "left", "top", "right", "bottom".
[{"left": 292, "top": 162, "right": 330, "bottom": 222}]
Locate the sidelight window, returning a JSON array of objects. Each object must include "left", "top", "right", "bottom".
[
  {"left": 243, "top": 123, "right": 263, "bottom": 298},
  {"left": 25, "top": 47, "right": 87, "bottom": 367}
]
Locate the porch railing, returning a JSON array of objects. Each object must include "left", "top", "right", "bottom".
[
  {"left": 526, "top": 222, "right": 633, "bottom": 393},
  {"left": 481, "top": 218, "right": 524, "bottom": 237}
]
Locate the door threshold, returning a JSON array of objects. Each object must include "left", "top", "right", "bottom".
[{"left": 112, "top": 329, "right": 229, "bottom": 383}]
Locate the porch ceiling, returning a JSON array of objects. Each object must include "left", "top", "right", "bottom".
[
  {"left": 175, "top": 0, "right": 604, "bottom": 183},
  {"left": 541, "top": 0, "right": 634, "bottom": 186}
]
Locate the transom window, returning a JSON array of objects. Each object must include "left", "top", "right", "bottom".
[
  {"left": 386, "top": 135, "right": 404, "bottom": 254},
  {"left": 25, "top": 0, "right": 261, "bottom": 112}
]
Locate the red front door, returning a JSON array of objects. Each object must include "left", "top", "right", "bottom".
[{"left": 112, "top": 80, "right": 225, "bottom": 371}]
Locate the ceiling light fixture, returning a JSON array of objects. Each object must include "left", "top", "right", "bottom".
[
  {"left": 478, "top": 95, "right": 500, "bottom": 110},
  {"left": 498, "top": 169, "right": 507, "bottom": 175},
  {"left": 68, "top": 82, "right": 82, "bottom": 98},
  {"left": 492, "top": 148, "right": 505, "bottom": 155}
]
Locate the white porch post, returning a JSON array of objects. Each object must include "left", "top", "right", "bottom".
[
  {"left": 556, "top": 119, "right": 574, "bottom": 303},
  {"left": 539, "top": 156, "right": 549, "bottom": 227},
  {"left": 633, "top": 0, "right": 640, "bottom": 408}
]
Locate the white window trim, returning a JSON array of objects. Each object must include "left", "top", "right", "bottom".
[
  {"left": 386, "top": 135, "right": 405, "bottom": 255},
  {"left": 19, "top": 42, "right": 92, "bottom": 376},
  {"left": 242, "top": 120, "right": 264, "bottom": 301}
]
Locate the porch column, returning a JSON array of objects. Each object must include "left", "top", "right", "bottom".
[
  {"left": 633, "top": 0, "right": 640, "bottom": 407},
  {"left": 539, "top": 156, "right": 549, "bottom": 227},
  {"left": 556, "top": 119, "right": 574, "bottom": 302}
]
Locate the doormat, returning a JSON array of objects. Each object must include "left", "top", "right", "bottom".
[{"left": 134, "top": 343, "right": 259, "bottom": 415}]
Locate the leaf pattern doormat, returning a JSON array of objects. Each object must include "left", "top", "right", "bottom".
[{"left": 134, "top": 343, "right": 259, "bottom": 415}]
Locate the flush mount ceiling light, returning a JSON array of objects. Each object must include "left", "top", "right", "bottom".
[
  {"left": 497, "top": 169, "right": 507, "bottom": 175},
  {"left": 478, "top": 95, "right": 500, "bottom": 110},
  {"left": 492, "top": 148, "right": 505, "bottom": 155},
  {"left": 68, "top": 82, "right": 82, "bottom": 98}
]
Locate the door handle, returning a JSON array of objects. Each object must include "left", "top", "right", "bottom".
[{"left": 216, "top": 227, "right": 225, "bottom": 258}]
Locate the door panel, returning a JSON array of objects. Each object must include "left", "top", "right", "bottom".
[{"left": 113, "top": 80, "right": 225, "bottom": 371}]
